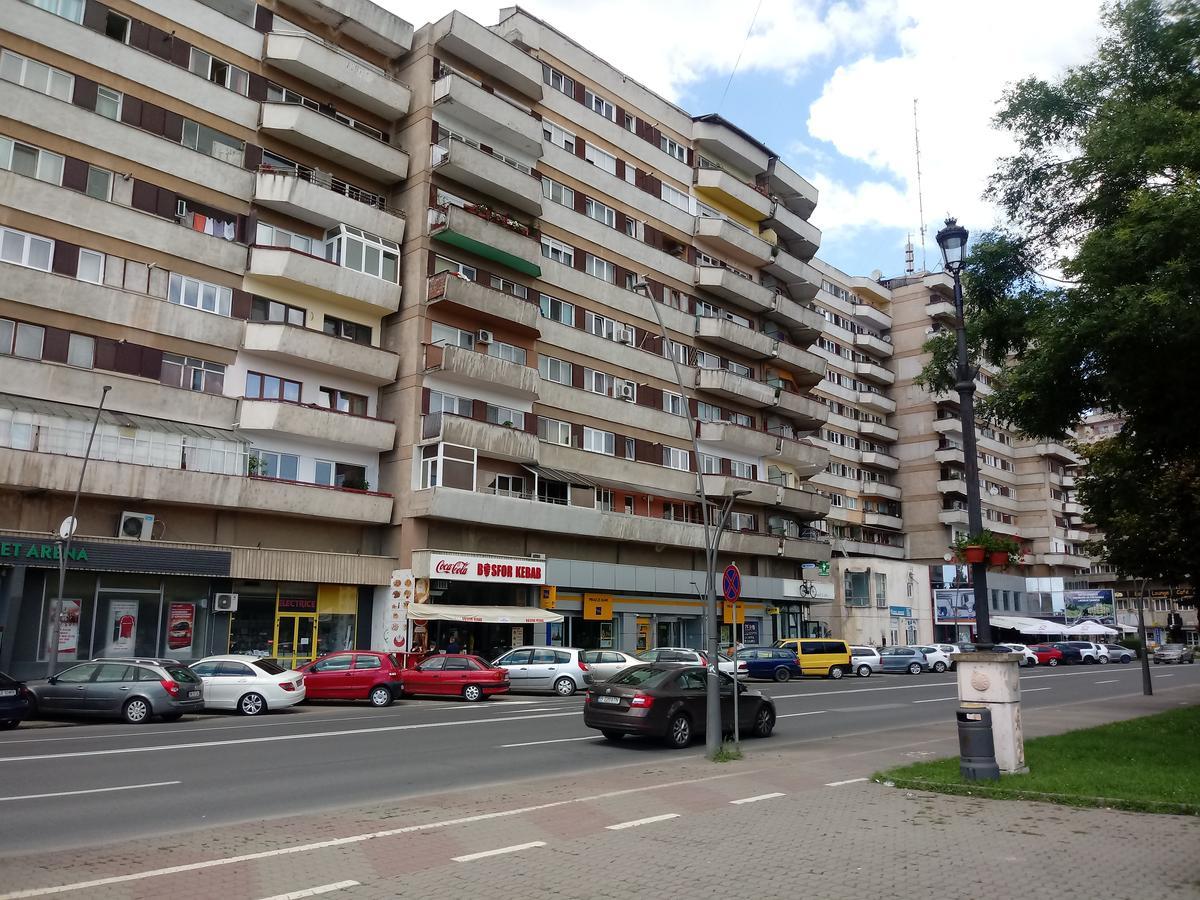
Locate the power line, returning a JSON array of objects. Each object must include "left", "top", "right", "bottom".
[{"left": 717, "top": 0, "right": 764, "bottom": 112}]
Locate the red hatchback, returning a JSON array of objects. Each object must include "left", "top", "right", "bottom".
[
  {"left": 299, "top": 651, "right": 405, "bottom": 707},
  {"left": 1028, "top": 644, "right": 1064, "bottom": 667},
  {"left": 400, "top": 654, "right": 509, "bottom": 702}
]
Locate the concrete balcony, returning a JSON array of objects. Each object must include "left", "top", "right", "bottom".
[
  {"left": 421, "top": 412, "right": 538, "bottom": 462},
  {"left": 935, "top": 446, "right": 965, "bottom": 465},
  {"left": 429, "top": 205, "right": 542, "bottom": 277},
  {"left": 259, "top": 102, "right": 409, "bottom": 184},
  {"left": 853, "top": 303, "right": 892, "bottom": 332},
  {"left": 854, "top": 333, "right": 894, "bottom": 357},
  {"left": 938, "top": 509, "right": 969, "bottom": 527},
  {"left": 265, "top": 32, "right": 410, "bottom": 119},
  {"left": 0, "top": 446, "right": 391, "bottom": 523},
  {"left": 864, "top": 512, "right": 903, "bottom": 530},
  {"left": 692, "top": 118, "right": 770, "bottom": 180},
  {"left": 247, "top": 247, "right": 400, "bottom": 314},
  {"left": 1038, "top": 553, "right": 1091, "bottom": 569},
  {"left": 253, "top": 170, "right": 404, "bottom": 244},
  {"left": 860, "top": 451, "right": 899, "bottom": 471},
  {"left": 696, "top": 369, "right": 776, "bottom": 407},
  {"left": 773, "top": 345, "right": 826, "bottom": 387},
  {"left": 237, "top": 400, "right": 396, "bottom": 451},
  {"left": 425, "top": 273, "right": 540, "bottom": 334},
  {"left": 694, "top": 217, "right": 774, "bottom": 267},
  {"left": 1026, "top": 442, "right": 1082, "bottom": 464},
  {"left": 860, "top": 481, "right": 901, "bottom": 500},
  {"left": 937, "top": 478, "right": 969, "bottom": 495},
  {"left": 277, "top": 0, "right": 413, "bottom": 56},
  {"left": 695, "top": 317, "right": 776, "bottom": 358},
  {"left": 694, "top": 267, "right": 777, "bottom": 313},
  {"left": 768, "top": 297, "right": 824, "bottom": 345},
  {"left": 1062, "top": 474, "right": 1077, "bottom": 489},
  {"left": 697, "top": 421, "right": 779, "bottom": 458},
  {"left": 772, "top": 390, "right": 828, "bottom": 431},
  {"left": 934, "top": 417, "right": 962, "bottom": 436},
  {"left": 857, "top": 391, "right": 897, "bottom": 415},
  {"left": 765, "top": 159, "right": 818, "bottom": 219},
  {"left": 1064, "top": 502, "right": 1083, "bottom": 517},
  {"left": 432, "top": 75, "right": 543, "bottom": 158},
  {"left": 926, "top": 299, "right": 957, "bottom": 322},
  {"left": 429, "top": 11, "right": 543, "bottom": 99},
  {"left": 702, "top": 475, "right": 831, "bottom": 520},
  {"left": 241, "top": 322, "right": 399, "bottom": 385},
  {"left": 425, "top": 343, "right": 540, "bottom": 400},
  {"left": 854, "top": 361, "right": 895, "bottom": 385},
  {"left": 771, "top": 437, "right": 830, "bottom": 477},
  {"left": 432, "top": 140, "right": 542, "bottom": 215},
  {"left": 693, "top": 168, "right": 772, "bottom": 222},
  {"left": 539, "top": 443, "right": 695, "bottom": 499},
  {"left": 765, "top": 203, "right": 820, "bottom": 261},
  {"left": 858, "top": 420, "right": 899, "bottom": 442},
  {"left": 763, "top": 249, "right": 820, "bottom": 300}
]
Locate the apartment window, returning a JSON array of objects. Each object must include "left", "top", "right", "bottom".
[
  {"left": 584, "top": 369, "right": 614, "bottom": 396},
  {"left": 696, "top": 401, "right": 720, "bottom": 422},
  {"left": 188, "top": 48, "right": 249, "bottom": 95},
  {"left": 585, "top": 254, "right": 615, "bottom": 283},
  {"left": 663, "top": 391, "right": 685, "bottom": 416},
  {"left": 541, "top": 64, "right": 574, "bottom": 97},
  {"left": 431, "top": 323, "right": 475, "bottom": 350},
  {"left": 624, "top": 112, "right": 637, "bottom": 132},
  {"left": 624, "top": 437, "right": 635, "bottom": 459},
  {"left": 539, "top": 293, "right": 575, "bottom": 326},
  {"left": 595, "top": 489, "right": 614, "bottom": 512},
  {"left": 541, "top": 236, "right": 574, "bottom": 267},
  {"left": 0, "top": 136, "right": 63, "bottom": 184},
  {"left": 541, "top": 177, "right": 574, "bottom": 208},
  {"left": 664, "top": 446, "right": 690, "bottom": 471},
  {"left": 660, "top": 135, "right": 687, "bottom": 162},
  {"left": 66, "top": 333, "right": 94, "bottom": 368},
  {"left": 103, "top": 9, "right": 130, "bottom": 41},
  {"left": 323, "top": 315, "right": 371, "bottom": 345},
  {"left": 696, "top": 300, "right": 721, "bottom": 319},
  {"left": 0, "top": 50, "right": 73, "bottom": 101},
  {"left": 493, "top": 474, "right": 526, "bottom": 497},
  {"left": 246, "top": 371, "right": 301, "bottom": 403},
  {"left": 490, "top": 275, "right": 528, "bottom": 299},
  {"left": 874, "top": 572, "right": 888, "bottom": 603},
  {"left": 624, "top": 217, "right": 639, "bottom": 239},
  {"left": 168, "top": 273, "right": 233, "bottom": 317},
  {"left": 318, "top": 387, "right": 369, "bottom": 416},
  {"left": 729, "top": 411, "right": 753, "bottom": 428},
  {"left": 488, "top": 340, "right": 527, "bottom": 365},
  {"left": 326, "top": 225, "right": 399, "bottom": 283},
  {"left": 85, "top": 165, "right": 112, "bottom": 201},
  {"left": 729, "top": 512, "right": 756, "bottom": 532},
  {"left": 585, "top": 197, "right": 616, "bottom": 228},
  {"left": 585, "top": 311, "right": 619, "bottom": 341},
  {"left": 695, "top": 350, "right": 721, "bottom": 369},
  {"left": 727, "top": 360, "right": 752, "bottom": 378},
  {"left": 333, "top": 111, "right": 383, "bottom": 141},
  {"left": 267, "top": 81, "right": 320, "bottom": 110},
  {"left": 624, "top": 164, "right": 637, "bottom": 185},
  {"left": 428, "top": 390, "right": 472, "bottom": 417},
  {"left": 538, "top": 416, "right": 572, "bottom": 446},
  {"left": 27, "top": 0, "right": 85, "bottom": 23},
  {"left": 731, "top": 460, "right": 754, "bottom": 479},
  {"left": 182, "top": 120, "right": 245, "bottom": 165},
  {"left": 661, "top": 182, "right": 691, "bottom": 212},
  {"left": 257, "top": 222, "right": 317, "bottom": 254},
  {"left": 249, "top": 449, "right": 299, "bottom": 481},
  {"left": 251, "top": 297, "right": 306, "bottom": 327},
  {"left": 160, "top": 353, "right": 224, "bottom": 394},
  {"left": 542, "top": 121, "right": 576, "bottom": 154},
  {"left": 0, "top": 226, "right": 53, "bottom": 271},
  {"left": 584, "top": 89, "right": 615, "bottom": 121},
  {"left": 315, "top": 461, "right": 368, "bottom": 489},
  {"left": 665, "top": 340, "right": 689, "bottom": 365},
  {"left": 538, "top": 355, "right": 572, "bottom": 385},
  {"left": 700, "top": 453, "right": 721, "bottom": 475},
  {"left": 583, "top": 427, "right": 615, "bottom": 455},
  {"left": 0, "top": 319, "right": 44, "bottom": 359},
  {"left": 584, "top": 144, "right": 617, "bottom": 175},
  {"left": 434, "top": 255, "right": 476, "bottom": 281},
  {"left": 95, "top": 86, "right": 122, "bottom": 120},
  {"left": 76, "top": 249, "right": 104, "bottom": 284}
]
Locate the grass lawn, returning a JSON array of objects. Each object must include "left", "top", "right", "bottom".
[{"left": 877, "top": 705, "right": 1200, "bottom": 815}]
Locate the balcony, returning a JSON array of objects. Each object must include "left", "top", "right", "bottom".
[
  {"left": 694, "top": 266, "right": 777, "bottom": 313},
  {"left": 254, "top": 169, "right": 404, "bottom": 244},
  {"left": 864, "top": 512, "right": 903, "bottom": 530},
  {"left": 702, "top": 475, "right": 831, "bottom": 520},
  {"left": 765, "top": 203, "right": 820, "bottom": 261},
  {"left": 857, "top": 391, "right": 896, "bottom": 415},
  {"left": 695, "top": 317, "right": 776, "bottom": 358},
  {"left": 429, "top": 11, "right": 543, "bottom": 99},
  {"left": 767, "top": 297, "right": 824, "bottom": 345},
  {"left": 935, "top": 446, "right": 965, "bottom": 465},
  {"left": 773, "top": 345, "right": 825, "bottom": 387},
  {"left": 765, "top": 159, "right": 818, "bottom": 219},
  {"left": 238, "top": 400, "right": 396, "bottom": 451},
  {"left": 429, "top": 205, "right": 542, "bottom": 277},
  {"left": 771, "top": 436, "right": 830, "bottom": 477},
  {"left": 763, "top": 248, "right": 820, "bottom": 300},
  {"left": 860, "top": 451, "right": 899, "bottom": 471},
  {"left": 853, "top": 302, "right": 891, "bottom": 332},
  {"left": 432, "top": 74, "right": 543, "bottom": 158},
  {"left": 692, "top": 117, "right": 770, "bottom": 179},
  {"left": 860, "top": 480, "right": 901, "bottom": 500},
  {"left": 1027, "top": 442, "right": 1082, "bottom": 464},
  {"left": 772, "top": 389, "right": 828, "bottom": 431},
  {"left": 937, "top": 478, "right": 968, "bottom": 495},
  {"left": 426, "top": 273, "right": 539, "bottom": 334},
  {"left": 247, "top": 247, "right": 400, "bottom": 314},
  {"left": 697, "top": 421, "right": 779, "bottom": 458},
  {"left": 1064, "top": 501, "right": 1083, "bottom": 517},
  {"left": 854, "top": 360, "right": 895, "bottom": 386},
  {"left": 242, "top": 322, "right": 399, "bottom": 385},
  {"left": 926, "top": 299, "right": 957, "bottom": 322},
  {"left": 259, "top": 102, "right": 409, "bottom": 184},
  {"left": 854, "top": 332, "right": 894, "bottom": 357},
  {"left": 696, "top": 369, "right": 776, "bottom": 407},
  {"left": 693, "top": 168, "right": 772, "bottom": 222},
  {"left": 933, "top": 417, "right": 962, "bottom": 436},
  {"left": 421, "top": 412, "right": 538, "bottom": 462},
  {"left": 265, "top": 32, "right": 410, "bottom": 119},
  {"left": 938, "top": 508, "right": 969, "bottom": 527},
  {"left": 694, "top": 217, "right": 774, "bottom": 267},
  {"left": 277, "top": 0, "right": 414, "bottom": 56},
  {"left": 424, "top": 343, "right": 540, "bottom": 400},
  {"left": 858, "top": 420, "right": 899, "bottom": 442},
  {"left": 431, "top": 140, "right": 542, "bottom": 215},
  {"left": 1037, "top": 553, "right": 1091, "bottom": 569}
]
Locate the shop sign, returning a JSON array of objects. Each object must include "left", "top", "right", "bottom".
[
  {"left": 2, "top": 542, "right": 88, "bottom": 562},
  {"left": 428, "top": 551, "right": 545, "bottom": 585},
  {"left": 889, "top": 605, "right": 913, "bottom": 618},
  {"left": 743, "top": 621, "right": 759, "bottom": 645},
  {"left": 278, "top": 597, "right": 318, "bottom": 612},
  {"left": 583, "top": 593, "right": 612, "bottom": 621},
  {"left": 166, "top": 603, "right": 195, "bottom": 656},
  {"left": 934, "top": 589, "right": 975, "bottom": 625},
  {"left": 539, "top": 586, "right": 558, "bottom": 610},
  {"left": 0, "top": 535, "right": 230, "bottom": 576}
]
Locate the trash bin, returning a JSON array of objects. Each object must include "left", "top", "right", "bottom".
[{"left": 957, "top": 706, "right": 1000, "bottom": 781}]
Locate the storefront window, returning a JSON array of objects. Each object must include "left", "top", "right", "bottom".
[
  {"left": 316, "top": 585, "right": 357, "bottom": 656},
  {"left": 228, "top": 581, "right": 278, "bottom": 657},
  {"left": 161, "top": 577, "right": 213, "bottom": 660},
  {"left": 92, "top": 588, "right": 162, "bottom": 659}
]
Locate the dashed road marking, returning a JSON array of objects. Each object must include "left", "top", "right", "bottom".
[
  {"left": 825, "top": 777, "right": 868, "bottom": 787},
  {"left": 730, "top": 793, "right": 785, "bottom": 804},
  {"left": 911, "top": 697, "right": 957, "bottom": 704},
  {"left": 0, "top": 781, "right": 179, "bottom": 803},
  {"left": 255, "top": 882, "right": 359, "bottom": 900},
  {"left": 500, "top": 736, "right": 597, "bottom": 748},
  {"left": 1095, "top": 680, "right": 1118, "bottom": 684},
  {"left": 777, "top": 711, "right": 827, "bottom": 719},
  {"left": 452, "top": 842, "right": 546, "bottom": 863},
  {"left": 606, "top": 813, "right": 679, "bottom": 830}
]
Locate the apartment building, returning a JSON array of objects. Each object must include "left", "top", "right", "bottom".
[{"left": 0, "top": 0, "right": 412, "bottom": 676}]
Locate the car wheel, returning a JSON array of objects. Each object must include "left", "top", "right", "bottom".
[
  {"left": 122, "top": 697, "right": 151, "bottom": 724},
  {"left": 369, "top": 686, "right": 393, "bottom": 707},
  {"left": 752, "top": 705, "right": 776, "bottom": 738},
  {"left": 1048, "top": 657, "right": 1059, "bottom": 667},
  {"left": 1121, "top": 656, "right": 1132, "bottom": 664},
  {"left": 160, "top": 712, "right": 183, "bottom": 722},
  {"left": 1099, "top": 656, "right": 1109, "bottom": 665},
  {"left": 828, "top": 666, "right": 844, "bottom": 680},
  {"left": 773, "top": 666, "right": 791, "bottom": 683},
  {"left": 601, "top": 730, "right": 625, "bottom": 742},
  {"left": 462, "top": 684, "right": 483, "bottom": 702},
  {"left": 238, "top": 693, "right": 267, "bottom": 717},
  {"left": 554, "top": 677, "right": 576, "bottom": 697},
  {"left": 665, "top": 713, "right": 692, "bottom": 748},
  {"left": 933, "top": 661, "right": 947, "bottom": 673},
  {"left": 1153, "top": 659, "right": 1161, "bottom": 665},
  {"left": 0, "top": 719, "right": 19, "bottom": 730},
  {"left": 908, "top": 663, "right": 923, "bottom": 675},
  {"left": 856, "top": 664, "right": 872, "bottom": 678}
]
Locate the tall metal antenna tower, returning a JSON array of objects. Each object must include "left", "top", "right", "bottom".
[{"left": 913, "top": 98, "right": 928, "bottom": 273}]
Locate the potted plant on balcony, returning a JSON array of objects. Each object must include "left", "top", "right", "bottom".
[{"left": 952, "top": 531, "right": 1019, "bottom": 566}]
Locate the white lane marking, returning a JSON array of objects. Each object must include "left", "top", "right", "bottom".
[
  {"left": 1023, "top": 687, "right": 1051, "bottom": 693},
  {"left": 1095, "top": 680, "right": 1118, "bottom": 684},
  {"left": 825, "top": 777, "right": 868, "bottom": 787},
  {"left": 500, "top": 736, "right": 597, "bottom": 748},
  {"left": 255, "top": 882, "right": 360, "bottom": 900},
  {"left": 0, "top": 712, "right": 581, "bottom": 764},
  {"left": 0, "top": 781, "right": 179, "bottom": 803},
  {"left": 776, "top": 711, "right": 827, "bottom": 719},
  {"left": 606, "top": 813, "right": 679, "bottom": 830},
  {"left": 0, "top": 770, "right": 749, "bottom": 899},
  {"left": 452, "top": 842, "right": 545, "bottom": 863},
  {"left": 911, "top": 697, "right": 957, "bottom": 704},
  {"left": 1158, "top": 674, "right": 1174, "bottom": 678},
  {"left": 730, "top": 792, "right": 785, "bottom": 805}
]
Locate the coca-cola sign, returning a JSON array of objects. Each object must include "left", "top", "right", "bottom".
[
  {"left": 423, "top": 551, "right": 546, "bottom": 585},
  {"left": 434, "top": 560, "right": 469, "bottom": 576}
]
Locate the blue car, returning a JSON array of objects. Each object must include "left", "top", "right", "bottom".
[
  {"left": 0, "top": 670, "right": 32, "bottom": 729},
  {"left": 734, "top": 647, "right": 804, "bottom": 682},
  {"left": 878, "top": 647, "right": 930, "bottom": 674}
]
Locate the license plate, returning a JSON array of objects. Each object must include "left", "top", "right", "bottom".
[
  {"left": 596, "top": 695, "right": 621, "bottom": 705},
  {"left": 188, "top": 690, "right": 201, "bottom": 698},
  {"left": 0, "top": 689, "right": 15, "bottom": 697}
]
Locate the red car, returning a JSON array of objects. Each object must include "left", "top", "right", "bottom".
[
  {"left": 298, "top": 651, "right": 405, "bottom": 707},
  {"left": 400, "top": 654, "right": 509, "bottom": 702},
  {"left": 1027, "top": 644, "right": 1064, "bottom": 667}
]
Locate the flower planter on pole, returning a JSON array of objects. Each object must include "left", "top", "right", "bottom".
[{"left": 963, "top": 545, "right": 986, "bottom": 565}]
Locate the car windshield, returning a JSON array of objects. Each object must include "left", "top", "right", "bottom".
[
  {"left": 252, "top": 660, "right": 287, "bottom": 675},
  {"left": 165, "top": 665, "right": 200, "bottom": 683},
  {"left": 608, "top": 666, "right": 674, "bottom": 688}
]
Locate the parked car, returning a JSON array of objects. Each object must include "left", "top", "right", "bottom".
[
  {"left": 735, "top": 647, "right": 804, "bottom": 682},
  {"left": 1153, "top": 644, "right": 1195, "bottom": 664},
  {"left": 914, "top": 646, "right": 952, "bottom": 673},
  {"left": 582, "top": 664, "right": 776, "bottom": 747},
  {"left": 1028, "top": 644, "right": 1065, "bottom": 666},
  {"left": 26, "top": 658, "right": 204, "bottom": 723},
  {"left": 772, "top": 638, "right": 853, "bottom": 679},
  {"left": 1061, "top": 641, "right": 1107, "bottom": 664},
  {"left": 1051, "top": 642, "right": 1085, "bottom": 664},
  {"left": 995, "top": 643, "right": 1039, "bottom": 667},
  {"left": 849, "top": 646, "right": 881, "bottom": 677},
  {"left": 298, "top": 651, "right": 405, "bottom": 707},
  {"left": 637, "top": 647, "right": 746, "bottom": 679},
  {"left": 1103, "top": 644, "right": 1136, "bottom": 664},
  {"left": 879, "top": 647, "right": 930, "bottom": 674},
  {"left": 0, "top": 670, "right": 33, "bottom": 729},
  {"left": 492, "top": 646, "right": 590, "bottom": 696},
  {"left": 400, "top": 654, "right": 510, "bottom": 701},
  {"left": 580, "top": 650, "right": 641, "bottom": 683},
  {"left": 190, "top": 655, "right": 305, "bottom": 716},
  {"left": 947, "top": 644, "right": 977, "bottom": 669}
]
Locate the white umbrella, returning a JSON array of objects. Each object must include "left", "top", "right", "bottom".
[
  {"left": 1017, "top": 620, "right": 1062, "bottom": 635},
  {"left": 1063, "top": 620, "right": 1118, "bottom": 636}
]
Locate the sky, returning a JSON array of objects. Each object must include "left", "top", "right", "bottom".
[{"left": 383, "top": 0, "right": 1108, "bottom": 278}]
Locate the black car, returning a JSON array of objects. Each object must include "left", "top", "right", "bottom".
[
  {"left": 583, "top": 664, "right": 775, "bottom": 748},
  {"left": 1052, "top": 642, "right": 1085, "bottom": 664},
  {"left": 0, "top": 670, "right": 33, "bottom": 729}
]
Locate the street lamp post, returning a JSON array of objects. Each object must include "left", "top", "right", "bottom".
[{"left": 936, "top": 218, "right": 993, "bottom": 649}]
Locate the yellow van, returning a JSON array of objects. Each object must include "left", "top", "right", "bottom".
[{"left": 772, "top": 638, "right": 852, "bottom": 679}]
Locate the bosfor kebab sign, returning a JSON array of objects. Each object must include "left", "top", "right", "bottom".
[{"left": 428, "top": 551, "right": 546, "bottom": 585}]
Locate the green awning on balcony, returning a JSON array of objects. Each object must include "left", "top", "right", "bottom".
[{"left": 433, "top": 228, "right": 542, "bottom": 277}]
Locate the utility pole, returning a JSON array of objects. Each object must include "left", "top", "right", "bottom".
[{"left": 1136, "top": 578, "right": 1153, "bottom": 696}]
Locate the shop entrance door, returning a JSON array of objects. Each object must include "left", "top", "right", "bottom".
[{"left": 275, "top": 614, "right": 317, "bottom": 669}]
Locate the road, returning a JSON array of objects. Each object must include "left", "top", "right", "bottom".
[{"left": 0, "top": 661, "right": 1196, "bottom": 856}]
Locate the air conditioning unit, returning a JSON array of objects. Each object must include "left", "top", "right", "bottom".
[
  {"left": 477, "top": 329, "right": 494, "bottom": 344},
  {"left": 620, "top": 329, "right": 636, "bottom": 346},
  {"left": 213, "top": 593, "right": 239, "bottom": 612},
  {"left": 620, "top": 384, "right": 636, "bottom": 402},
  {"left": 118, "top": 511, "right": 155, "bottom": 541}
]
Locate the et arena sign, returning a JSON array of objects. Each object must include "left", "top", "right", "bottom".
[{"left": 428, "top": 551, "right": 545, "bottom": 585}]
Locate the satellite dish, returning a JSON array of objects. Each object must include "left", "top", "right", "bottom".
[
  {"left": 988, "top": 486, "right": 1001, "bottom": 496},
  {"left": 943, "top": 552, "right": 954, "bottom": 563},
  {"left": 870, "top": 269, "right": 883, "bottom": 281},
  {"left": 58, "top": 516, "right": 78, "bottom": 539}
]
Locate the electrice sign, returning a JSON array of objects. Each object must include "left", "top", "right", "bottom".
[{"left": 722, "top": 564, "right": 741, "bottom": 602}]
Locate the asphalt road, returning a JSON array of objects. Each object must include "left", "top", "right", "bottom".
[{"left": 0, "top": 661, "right": 1196, "bottom": 854}]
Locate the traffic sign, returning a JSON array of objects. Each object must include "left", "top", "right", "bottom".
[{"left": 722, "top": 564, "right": 741, "bottom": 602}]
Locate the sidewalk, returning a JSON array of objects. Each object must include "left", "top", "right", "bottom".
[{"left": 1, "top": 683, "right": 1196, "bottom": 899}]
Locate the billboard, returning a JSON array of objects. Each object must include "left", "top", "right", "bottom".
[
  {"left": 934, "top": 588, "right": 975, "bottom": 625},
  {"left": 1064, "top": 589, "right": 1114, "bottom": 618}
]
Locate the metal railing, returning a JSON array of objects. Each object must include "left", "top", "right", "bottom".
[{"left": 258, "top": 164, "right": 389, "bottom": 213}]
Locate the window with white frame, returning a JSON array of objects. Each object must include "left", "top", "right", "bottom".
[
  {"left": 160, "top": 353, "right": 225, "bottom": 394},
  {"left": 487, "top": 340, "right": 527, "bottom": 365},
  {"left": 584, "top": 89, "right": 615, "bottom": 121},
  {"left": 0, "top": 50, "right": 73, "bottom": 101},
  {"left": 95, "top": 86, "right": 122, "bottom": 120},
  {"left": 585, "top": 197, "right": 616, "bottom": 228},
  {"left": 585, "top": 254, "right": 614, "bottom": 283},
  {"left": 326, "top": 225, "right": 399, "bottom": 282},
  {"left": 729, "top": 411, "right": 753, "bottom": 427},
  {"left": 663, "top": 391, "right": 685, "bottom": 416},
  {"left": 663, "top": 446, "right": 690, "bottom": 471},
  {"left": 25, "top": 0, "right": 85, "bottom": 23},
  {"left": 538, "top": 416, "right": 572, "bottom": 446},
  {"left": 188, "top": 48, "right": 249, "bottom": 95},
  {"left": 168, "top": 273, "right": 233, "bottom": 317},
  {"left": 583, "top": 427, "right": 615, "bottom": 455},
  {"left": 613, "top": 377, "right": 636, "bottom": 401},
  {"left": 695, "top": 299, "right": 720, "bottom": 319},
  {"left": 660, "top": 135, "right": 687, "bottom": 161},
  {"left": 66, "top": 333, "right": 94, "bottom": 368},
  {"left": 700, "top": 453, "right": 721, "bottom": 474},
  {"left": 730, "top": 459, "right": 754, "bottom": 479},
  {"left": 664, "top": 339, "right": 689, "bottom": 365},
  {"left": 0, "top": 319, "right": 44, "bottom": 359},
  {"left": 538, "top": 355, "right": 572, "bottom": 385},
  {"left": 584, "top": 369, "right": 614, "bottom": 396},
  {"left": 76, "top": 249, "right": 104, "bottom": 284},
  {"left": 696, "top": 401, "right": 721, "bottom": 421},
  {"left": 729, "top": 512, "right": 756, "bottom": 532},
  {"left": 85, "top": 165, "right": 113, "bottom": 201},
  {"left": 542, "top": 120, "right": 576, "bottom": 154},
  {"left": 0, "top": 136, "right": 63, "bottom": 184},
  {"left": 486, "top": 404, "right": 524, "bottom": 429},
  {"left": 102, "top": 8, "right": 130, "bottom": 41},
  {"left": 0, "top": 226, "right": 53, "bottom": 271},
  {"left": 539, "top": 293, "right": 575, "bottom": 326},
  {"left": 585, "top": 311, "right": 619, "bottom": 341},
  {"left": 541, "top": 236, "right": 574, "bottom": 266},
  {"left": 431, "top": 323, "right": 475, "bottom": 350},
  {"left": 661, "top": 182, "right": 691, "bottom": 211},
  {"left": 489, "top": 275, "right": 528, "bottom": 299},
  {"left": 695, "top": 350, "right": 721, "bottom": 369},
  {"left": 541, "top": 63, "right": 574, "bottom": 97},
  {"left": 584, "top": 144, "right": 617, "bottom": 175},
  {"left": 727, "top": 360, "right": 752, "bottom": 378},
  {"left": 182, "top": 119, "right": 244, "bottom": 165},
  {"left": 428, "top": 389, "right": 473, "bottom": 417},
  {"left": 624, "top": 164, "right": 636, "bottom": 185},
  {"left": 433, "top": 255, "right": 476, "bottom": 281},
  {"left": 541, "top": 176, "right": 574, "bottom": 208},
  {"left": 257, "top": 221, "right": 317, "bottom": 254},
  {"left": 249, "top": 448, "right": 299, "bottom": 481}
]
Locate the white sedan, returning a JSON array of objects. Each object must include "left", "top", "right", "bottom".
[
  {"left": 996, "top": 643, "right": 1039, "bottom": 667},
  {"left": 915, "top": 646, "right": 953, "bottom": 673},
  {"left": 191, "top": 655, "right": 306, "bottom": 716}
]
